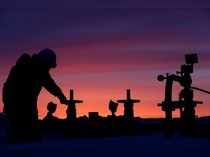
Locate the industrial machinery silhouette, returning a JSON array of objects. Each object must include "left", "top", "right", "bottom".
[
  {"left": 117, "top": 89, "right": 140, "bottom": 119},
  {"left": 66, "top": 89, "right": 83, "bottom": 120},
  {"left": 158, "top": 53, "right": 210, "bottom": 122}
]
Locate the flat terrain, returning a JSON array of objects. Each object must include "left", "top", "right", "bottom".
[{"left": 0, "top": 134, "right": 209, "bottom": 157}]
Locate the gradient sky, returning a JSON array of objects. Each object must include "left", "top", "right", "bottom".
[{"left": 1, "top": 3, "right": 210, "bottom": 119}]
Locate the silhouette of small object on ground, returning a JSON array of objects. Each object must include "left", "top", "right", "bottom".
[
  {"left": 42, "top": 102, "right": 62, "bottom": 135},
  {"left": 44, "top": 102, "right": 58, "bottom": 121},
  {"left": 117, "top": 89, "right": 140, "bottom": 120},
  {"left": 89, "top": 112, "right": 100, "bottom": 120},
  {"left": 109, "top": 100, "right": 118, "bottom": 117},
  {"left": 2, "top": 49, "right": 67, "bottom": 143}
]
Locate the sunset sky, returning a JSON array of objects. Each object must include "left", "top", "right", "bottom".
[{"left": 1, "top": 2, "right": 210, "bottom": 119}]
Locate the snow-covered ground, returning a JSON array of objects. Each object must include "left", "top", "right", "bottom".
[{"left": 0, "top": 134, "right": 209, "bottom": 157}]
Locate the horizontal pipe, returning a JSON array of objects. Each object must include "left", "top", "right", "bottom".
[{"left": 191, "top": 86, "right": 210, "bottom": 94}]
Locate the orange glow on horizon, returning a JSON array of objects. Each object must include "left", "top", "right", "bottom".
[
  {"left": 1, "top": 45, "right": 210, "bottom": 119},
  {"left": 36, "top": 82, "right": 210, "bottom": 119}
]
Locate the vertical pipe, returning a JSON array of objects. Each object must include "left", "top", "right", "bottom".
[
  {"left": 127, "top": 89, "right": 131, "bottom": 100},
  {"left": 70, "top": 89, "right": 74, "bottom": 100}
]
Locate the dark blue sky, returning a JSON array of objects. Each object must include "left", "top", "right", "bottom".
[{"left": 2, "top": 0, "right": 210, "bottom": 8}]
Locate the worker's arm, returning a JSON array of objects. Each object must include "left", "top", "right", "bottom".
[{"left": 42, "top": 72, "right": 67, "bottom": 104}]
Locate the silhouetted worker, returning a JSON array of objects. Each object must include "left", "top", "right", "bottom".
[
  {"left": 2, "top": 48, "right": 67, "bottom": 142},
  {"left": 44, "top": 102, "right": 59, "bottom": 121}
]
